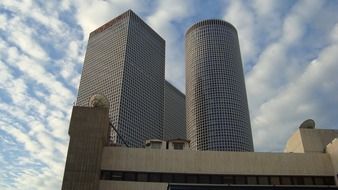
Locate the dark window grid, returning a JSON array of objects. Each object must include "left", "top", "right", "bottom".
[{"left": 101, "top": 171, "right": 336, "bottom": 186}]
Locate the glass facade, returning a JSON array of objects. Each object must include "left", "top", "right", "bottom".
[
  {"left": 76, "top": 10, "right": 165, "bottom": 147},
  {"left": 186, "top": 20, "right": 254, "bottom": 151},
  {"left": 163, "top": 81, "right": 186, "bottom": 140}
]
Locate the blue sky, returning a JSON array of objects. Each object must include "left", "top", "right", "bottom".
[{"left": 1, "top": 0, "right": 338, "bottom": 189}]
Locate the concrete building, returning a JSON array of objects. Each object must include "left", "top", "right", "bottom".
[
  {"left": 62, "top": 11, "right": 338, "bottom": 190},
  {"left": 61, "top": 107, "right": 110, "bottom": 190},
  {"left": 76, "top": 10, "right": 165, "bottom": 147},
  {"left": 185, "top": 20, "right": 254, "bottom": 151},
  {"left": 163, "top": 81, "right": 186, "bottom": 140},
  {"left": 284, "top": 119, "right": 338, "bottom": 153},
  {"left": 62, "top": 107, "right": 338, "bottom": 190}
]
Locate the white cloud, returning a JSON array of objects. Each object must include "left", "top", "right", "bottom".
[
  {"left": 1, "top": 0, "right": 338, "bottom": 189},
  {"left": 1, "top": 0, "right": 33, "bottom": 13},
  {"left": 0, "top": 1, "right": 79, "bottom": 189},
  {"left": 331, "top": 23, "right": 338, "bottom": 42},
  {"left": 0, "top": 124, "right": 42, "bottom": 155},
  {"left": 0, "top": 14, "right": 7, "bottom": 30},
  {"left": 222, "top": 0, "right": 338, "bottom": 151},
  {"left": 147, "top": 0, "right": 194, "bottom": 92},
  {"left": 224, "top": 0, "right": 257, "bottom": 65},
  {"left": 252, "top": 41, "right": 338, "bottom": 151},
  {"left": 242, "top": 0, "right": 338, "bottom": 151},
  {"left": 281, "top": 1, "right": 324, "bottom": 44},
  {"left": 224, "top": 0, "right": 285, "bottom": 71},
  {"left": 252, "top": 0, "right": 277, "bottom": 16},
  {"left": 147, "top": 0, "right": 191, "bottom": 38},
  {"left": 9, "top": 23, "right": 48, "bottom": 60},
  {"left": 246, "top": 0, "right": 325, "bottom": 111},
  {"left": 73, "top": 0, "right": 146, "bottom": 40},
  {"left": 11, "top": 55, "right": 74, "bottom": 112}
]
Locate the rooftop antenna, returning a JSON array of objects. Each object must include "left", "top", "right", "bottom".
[
  {"left": 109, "top": 121, "right": 129, "bottom": 147},
  {"left": 89, "top": 94, "right": 129, "bottom": 147}
]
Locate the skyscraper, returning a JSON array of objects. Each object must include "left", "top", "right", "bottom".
[
  {"left": 62, "top": 10, "right": 338, "bottom": 190},
  {"left": 185, "top": 20, "right": 254, "bottom": 151},
  {"left": 163, "top": 81, "right": 186, "bottom": 140},
  {"left": 76, "top": 10, "right": 165, "bottom": 147}
]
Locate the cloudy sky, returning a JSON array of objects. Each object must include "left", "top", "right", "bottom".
[{"left": 1, "top": 0, "right": 338, "bottom": 189}]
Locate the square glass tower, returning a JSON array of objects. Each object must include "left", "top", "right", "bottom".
[{"left": 76, "top": 10, "right": 165, "bottom": 147}]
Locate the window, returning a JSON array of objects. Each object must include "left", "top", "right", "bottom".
[
  {"left": 258, "top": 176, "right": 269, "bottom": 185},
  {"left": 149, "top": 173, "right": 161, "bottom": 182},
  {"left": 124, "top": 172, "right": 136, "bottom": 181},
  {"left": 162, "top": 173, "right": 173, "bottom": 182},
  {"left": 235, "top": 176, "right": 246, "bottom": 184},
  {"left": 314, "top": 177, "right": 324, "bottom": 185},
  {"left": 111, "top": 171, "right": 123, "bottom": 180},
  {"left": 247, "top": 176, "right": 257, "bottom": 184},
  {"left": 101, "top": 171, "right": 112, "bottom": 180},
  {"left": 292, "top": 176, "right": 304, "bottom": 185},
  {"left": 137, "top": 173, "right": 148, "bottom": 182},
  {"left": 198, "top": 175, "right": 210, "bottom": 184},
  {"left": 186, "top": 175, "right": 198, "bottom": 183},
  {"left": 324, "top": 176, "right": 335, "bottom": 185},
  {"left": 210, "top": 175, "right": 222, "bottom": 184},
  {"left": 100, "top": 170, "right": 336, "bottom": 187},
  {"left": 303, "top": 176, "right": 314, "bottom": 185},
  {"left": 173, "top": 143, "right": 184, "bottom": 150},
  {"left": 223, "top": 176, "right": 233, "bottom": 184},
  {"left": 173, "top": 174, "right": 185, "bottom": 183},
  {"left": 280, "top": 176, "right": 292, "bottom": 185},
  {"left": 270, "top": 176, "right": 280, "bottom": 185}
]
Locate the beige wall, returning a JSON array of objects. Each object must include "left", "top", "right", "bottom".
[
  {"left": 285, "top": 128, "right": 338, "bottom": 153},
  {"left": 100, "top": 181, "right": 166, "bottom": 190},
  {"left": 284, "top": 129, "right": 304, "bottom": 153},
  {"left": 101, "top": 147, "right": 333, "bottom": 176},
  {"left": 326, "top": 138, "right": 338, "bottom": 184},
  {"left": 62, "top": 106, "right": 110, "bottom": 190},
  {"left": 302, "top": 129, "right": 338, "bottom": 153}
]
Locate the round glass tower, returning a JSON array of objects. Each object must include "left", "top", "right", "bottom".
[{"left": 185, "top": 19, "right": 254, "bottom": 151}]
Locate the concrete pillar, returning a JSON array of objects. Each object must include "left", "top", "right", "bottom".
[{"left": 61, "top": 106, "right": 109, "bottom": 190}]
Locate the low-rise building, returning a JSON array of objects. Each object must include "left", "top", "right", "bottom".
[{"left": 61, "top": 107, "right": 338, "bottom": 190}]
